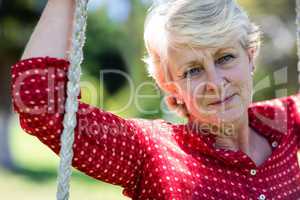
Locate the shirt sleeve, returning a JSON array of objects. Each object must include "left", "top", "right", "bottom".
[
  {"left": 10, "top": 57, "right": 148, "bottom": 196},
  {"left": 285, "top": 93, "right": 300, "bottom": 146}
]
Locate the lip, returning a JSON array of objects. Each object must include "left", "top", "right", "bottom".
[{"left": 208, "top": 93, "right": 237, "bottom": 106}]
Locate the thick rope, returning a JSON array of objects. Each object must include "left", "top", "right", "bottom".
[
  {"left": 297, "top": 0, "right": 300, "bottom": 92},
  {"left": 56, "top": 1, "right": 88, "bottom": 200}
]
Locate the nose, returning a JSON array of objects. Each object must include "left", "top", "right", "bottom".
[{"left": 205, "top": 67, "right": 228, "bottom": 94}]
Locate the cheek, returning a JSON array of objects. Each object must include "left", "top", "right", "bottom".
[
  {"left": 181, "top": 79, "right": 206, "bottom": 102},
  {"left": 229, "top": 65, "right": 253, "bottom": 103},
  {"left": 228, "top": 63, "right": 251, "bottom": 86}
]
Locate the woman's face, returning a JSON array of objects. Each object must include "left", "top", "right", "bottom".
[{"left": 166, "top": 41, "right": 254, "bottom": 126}]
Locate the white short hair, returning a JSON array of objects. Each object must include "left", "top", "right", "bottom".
[{"left": 143, "top": 0, "right": 261, "bottom": 86}]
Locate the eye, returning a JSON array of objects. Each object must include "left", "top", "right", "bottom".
[
  {"left": 215, "top": 54, "right": 235, "bottom": 65},
  {"left": 183, "top": 67, "right": 203, "bottom": 79}
]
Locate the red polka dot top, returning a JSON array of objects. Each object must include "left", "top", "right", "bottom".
[{"left": 10, "top": 57, "right": 300, "bottom": 200}]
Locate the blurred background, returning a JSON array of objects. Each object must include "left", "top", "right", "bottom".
[{"left": 0, "top": 0, "right": 299, "bottom": 199}]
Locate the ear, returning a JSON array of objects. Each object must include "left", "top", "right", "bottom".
[
  {"left": 247, "top": 47, "right": 256, "bottom": 65},
  {"left": 162, "top": 81, "right": 179, "bottom": 95}
]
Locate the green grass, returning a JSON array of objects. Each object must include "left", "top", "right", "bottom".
[
  {"left": 0, "top": 169, "right": 128, "bottom": 200},
  {"left": 0, "top": 114, "right": 129, "bottom": 200}
]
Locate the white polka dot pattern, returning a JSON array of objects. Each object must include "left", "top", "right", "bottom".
[{"left": 10, "top": 57, "right": 300, "bottom": 199}]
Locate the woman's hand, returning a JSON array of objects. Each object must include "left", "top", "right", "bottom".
[{"left": 22, "top": 0, "right": 75, "bottom": 60}]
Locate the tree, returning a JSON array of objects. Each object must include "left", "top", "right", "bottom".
[{"left": 0, "top": 0, "right": 43, "bottom": 170}]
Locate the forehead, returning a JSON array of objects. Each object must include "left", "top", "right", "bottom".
[{"left": 167, "top": 41, "right": 243, "bottom": 67}]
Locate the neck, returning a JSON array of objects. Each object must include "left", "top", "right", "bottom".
[{"left": 189, "top": 115, "right": 252, "bottom": 153}]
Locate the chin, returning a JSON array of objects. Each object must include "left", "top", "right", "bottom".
[
  {"left": 201, "top": 100, "right": 247, "bottom": 124},
  {"left": 217, "top": 107, "right": 246, "bottom": 123}
]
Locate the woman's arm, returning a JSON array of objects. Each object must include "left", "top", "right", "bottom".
[
  {"left": 10, "top": 57, "right": 148, "bottom": 198},
  {"left": 21, "top": 0, "right": 75, "bottom": 60},
  {"left": 13, "top": 1, "right": 150, "bottom": 195}
]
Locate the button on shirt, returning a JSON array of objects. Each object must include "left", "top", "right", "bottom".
[
  {"left": 272, "top": 141, "right": 278, "bottom": 148},
  {"left": 11, "top": 57, "right": 300, "bottom": 199},
  {"left": 250, "top": 169, "right": 257, "bottom": 176},
  {"left": 259, "top": 194, "right": 266, "bottom": 200}
]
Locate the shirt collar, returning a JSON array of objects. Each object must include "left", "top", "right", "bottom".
[{"left": 174, "top": 101, "right": 287, "bottom": 168}]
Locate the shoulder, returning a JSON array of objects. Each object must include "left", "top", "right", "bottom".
[
  {"left": 248, "top": 93, "right": 300, "bottom": 134},
  {"left": 128, "top": 118, "right": 176, "bottom": 135},
  {"left": 127, "top": 117, "right": 184, "bottom": 146},
  {"left": 249, "top": 93, "right": 299, "bottom": 115}
]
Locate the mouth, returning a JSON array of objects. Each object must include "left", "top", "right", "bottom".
[{"left": 208, "top": 93, "right": 237, "bottom": 106}]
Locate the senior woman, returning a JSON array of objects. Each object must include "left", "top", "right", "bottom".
[{"left": 10, "top": 0, "right": 300, "bottom": 199}]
